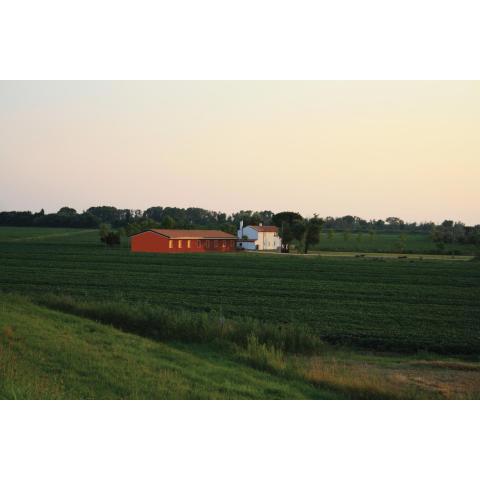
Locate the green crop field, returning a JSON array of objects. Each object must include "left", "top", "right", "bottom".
[
  {"left": 306, "top": 231, "right": 478, "bottom": 255},
  {"left": 1, "top": 226, "right": 479, "bottom": 355},
  {"left": 0, "top": 226, "right": 98, "bottom": 243}
]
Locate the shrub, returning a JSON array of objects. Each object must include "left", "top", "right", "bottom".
[
  {"left": 242, "top": 334, "right": 286, "bottom": 372},
  {"left": 2, "top": 325, "right": 15, "bottom": 344},
  {"left": 37, "top": 294, "right": 324, "bottom": 355}
]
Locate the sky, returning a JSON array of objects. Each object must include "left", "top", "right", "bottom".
[{"left": 0, "top": 81, "right": 479, "bottom": 224}]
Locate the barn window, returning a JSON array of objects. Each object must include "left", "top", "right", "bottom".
[
  {"left": 197, "top": 240, "right": 201, "bottom": 248},
  {"left": 178, "top": 239, "right": 182, "bottom": 248},
  {"left": 206, "top": 240, "right": 210, "bottom": 248},
  {"left": 168, "top": 240, "right": 173, "bottom": 249},
  {"left": 222, "top": 240, "right": 226, "bottom": 247},
  {"left": 187, "top": 240, "right": 191, "bottom": 249},
  {"left": 214, "top": 240, "right": 218, "bottom": 248}
]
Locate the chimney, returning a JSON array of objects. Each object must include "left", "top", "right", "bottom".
[{"left": 239, "top": 220, "right": 244, "bottom": 239}]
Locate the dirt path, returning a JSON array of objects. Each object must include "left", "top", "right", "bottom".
[{"left": 250, "top": 250, "right": 474, "bottom": 261}]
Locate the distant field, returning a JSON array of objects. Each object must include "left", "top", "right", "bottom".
[
  {"left": 0, "top": 226, "right": 97, "bottom": 243},
  {"left": 306, "top": 231, "right": 477, "bottom": 255},
  {"left": 1, "top": 227, "right": 479, "bottom": 355}
]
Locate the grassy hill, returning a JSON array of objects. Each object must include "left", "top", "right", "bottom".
[{"left": 0, "top": 294, "right": 330, "bottom": 399}]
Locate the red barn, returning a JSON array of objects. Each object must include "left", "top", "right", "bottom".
[{"left": 130, "top": 229, "right": 237, "bottom": 254}]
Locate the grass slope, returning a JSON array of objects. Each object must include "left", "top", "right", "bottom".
[
  {"left": 2, "top": 294, "right": 478, "bottom": 399},
  {"left": 1, "top": 227, "right": 479, "bottom": 354},
  {"left": 0, "top": 294, "right": 330, "bottom": 399}
]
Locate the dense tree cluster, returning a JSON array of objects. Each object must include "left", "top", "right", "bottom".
[
  {"left": 0, "top": 208, "right": 98, "bottom": 228},
  {"left": 430, "top": 221, "right": 480, "bottom": 249},
  {"left": 322, "top": 215, "right": 435, "bottom": 233}
]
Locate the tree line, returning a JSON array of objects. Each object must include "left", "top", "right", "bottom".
[{"left": 1, "top": 206, "right": 479, "bottom": 250}]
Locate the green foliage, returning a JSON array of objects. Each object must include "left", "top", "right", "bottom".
[
  {"left": 36, "top": 294, "right": 324, "bottom": 354},
  {"left": 272, "top": 211, "right": 303, "bottom": 227},
  {"left": 303, "top": 215, "right": 323, "bottom": 253},
  {"left": 161, "top": 215, "right": 175, "bottom": 228},
  {"left": 272, "top": 211, "right": 304, "bottom": 253},
  {"left": 272, "top": 212, "right": 323, "bottom": 253},
  {"left": 124, "top": 218, "right": 159, "bottom": 236},
  {"left": 242, "top": 334, "right": 286, "bottom": 372},
  {"left": 99, "top": 225, "right": 121, "bottom": 247},
  {"left": 394, "top": 233, "right": 407, "bottom": 253},
  {"left": 99, "top": 223, "right": 109, "bottom": 238},
  {"left": 57, "top": 206, "right": 77, "bottom": 216}
]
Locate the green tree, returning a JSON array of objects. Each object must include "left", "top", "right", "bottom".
[
  {"left": 104, "top": 231, "right": 121, "bottom": 247},
  {"left": 272, "top": 212, "right": 304, "bottom": 253},
  {"left": 302, "top": 215, "right": 323, "bottom": 253},
  {"left": 395, "top": 233, "right": 407, "bottom": 253},
  {"left": 99, "top": 223, "right": 109, "bottom": 239},
  {"left": 99, "top": 224, "right": 121, "bottom": 247},
  {"left": 124, "top": 218, "right": 159, "bottom": 236},
  {"left": 161, "top": 215, "right": 175, "bottom": 228},
  {"left": 57, "top": 206, "right": 77, "bottom": 216},
  {"left": 279, "top": 223, "right": 295, "bottom": 253}
]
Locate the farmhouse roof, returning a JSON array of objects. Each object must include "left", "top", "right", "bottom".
[
  {"left": 133, "top": 229, "right": 237, "bottom": 239},
  {"left": 247, "top": 225, "right": 278, "bottom": 233}
]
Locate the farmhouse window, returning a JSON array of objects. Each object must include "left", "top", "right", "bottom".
[
  {"left": 168, "top": 240, "right": 173, "bottom": 249},
  {"left": 197, "top": 240, "right": 201, "bottom": 247},
  {"left": 178, "top": 239, "right": 182, "bottom": 248},
  {"left": 187, "top": 240, "right": 191, "bottom": 249}
]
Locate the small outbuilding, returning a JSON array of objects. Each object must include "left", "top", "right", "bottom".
[{"left": 130, "top": 229, "right": 237, "bottom": 253}]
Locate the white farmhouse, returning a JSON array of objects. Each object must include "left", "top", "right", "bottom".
[{"left": 237, "top": 222, "right": 281, "bottom": 251}]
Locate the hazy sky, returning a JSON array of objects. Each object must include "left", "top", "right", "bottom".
[{"left": 1, "top": 81, "right": 479, "bottom": 224}]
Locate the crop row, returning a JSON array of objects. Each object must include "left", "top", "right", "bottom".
[{"left": 1, "top": 238, "right": 479, "bottom": 354}]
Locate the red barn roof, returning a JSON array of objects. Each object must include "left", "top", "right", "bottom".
[
  {"left": 132, "top": 229, "right": 236, "bottom": 239},
  {"left": 247, "top": 225, "right": 278, "bottom": 233}
]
